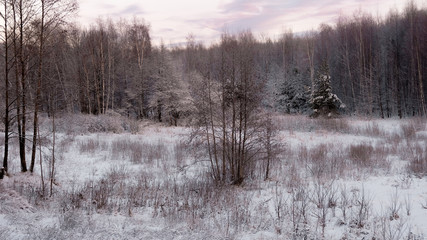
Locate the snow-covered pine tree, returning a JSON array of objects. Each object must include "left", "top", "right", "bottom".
[
  {"left": 277, "top": 68, "right": 310, "bottom": 114},
  {"left": 309, "top": 61, "right": 344, "bottom": 118},
  {"left": 266, "top": 64, "right": 310, "bottom": 114}
]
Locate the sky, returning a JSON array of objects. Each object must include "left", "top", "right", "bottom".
[{"left": 77, "top": 0, "right": 426, "bottom": 45}]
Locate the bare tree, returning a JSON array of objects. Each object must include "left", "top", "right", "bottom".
[
  {"left": 11, "top": 0, "right": 36, "bottom": 172},
  {"left": 304, "top": 31, "right": 316, "bottom": 91},
  {"left": 30, "top": 0, "right": 77, "bottom": 172},
  {"left": 128, "top": 18, "right": 151, "bottom": 119},
  {"left": 1, "top": 0, "right": 11, "bottom": 173},
  {"left": 190, "top": 31, "right": 279, "bottom": 184}
]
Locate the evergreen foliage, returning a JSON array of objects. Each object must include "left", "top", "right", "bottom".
[
  {"left": 267, "top": 64, "right": 310, "bottom": 114},
  {"left": 277, "top": 68, "right": 310, "bottom": 114},
  {"left": 309, "top": 62, "right": 344, "bottom": 118}
]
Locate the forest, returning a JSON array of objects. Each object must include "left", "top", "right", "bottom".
[
  {"left": 1, "top": 0, "right": 426, "bottom": 173},
  {"left": 1, "top": 0, "right": 427, "bottom": 239}
]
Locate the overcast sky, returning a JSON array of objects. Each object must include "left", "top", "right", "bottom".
[{"left": 77, "top": 0, "right": 425, "bottom": 45}]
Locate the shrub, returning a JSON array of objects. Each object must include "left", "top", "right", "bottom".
[
  {"left": 78, "top": 138, "right": 108, "bottom": 154},
  {"left": 407, "top": 144, "right": 427, "bottom": 177},
  {"left": 401, "top": 123, "right": 416, "bottom": 140},
  {"left": 348, "top": 143, "right": 374, "bottom": 167},
  {"left": 111, "top": 139, "right": 144, "bottom": 163},
  {"left": 52, "top": 113, "right": 141, "bottom": 134},
  {"left": 316, "top": 118, "right": 350, "bottom": 133},
  {"left": 310, "top": 144, "right": 327, "bottom": 162},
  {"left": 358, "top": 122, "right": 385, "bottom": 137},
  {"left": 110, "top": 139, "right": 170, "bottom": 164}
]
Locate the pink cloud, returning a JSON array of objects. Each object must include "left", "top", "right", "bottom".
[{"left": 77, "top": 0, "right": 425, "bottom": 45}]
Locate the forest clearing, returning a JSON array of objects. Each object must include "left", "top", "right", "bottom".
[{"left": 1, "top": 114, "right": 426, "bottom": 239}]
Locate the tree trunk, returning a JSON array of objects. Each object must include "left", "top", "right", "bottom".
[
  {"left": 19, "top": 0, "right": 26, "bottom": 172},
  {"left": 30, "top": 0, "right": 45, "bottom": 173},
  {"left": 2, "top": 0, "right": 10, "bottom": 172},
  {"left": 416, "top": 41, "right": 426, "bottom": 116},
  {"left": 50, "top": 99, "right": 56, "bottom": 197},
  {"left": 12, "top": 1, "right": 26, "bottom": 172}
]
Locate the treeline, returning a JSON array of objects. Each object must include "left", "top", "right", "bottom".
[
  {"left": 0, "top": 0, "right": 78, "bottom": 173},
  {"left": 2, "top": 2, "right": 426, "bottom": 121},
  {"left": 324, "top": 3, "right": 427, "bottom": 118},
  {"left": 1, "top": 1, "right": 426, "bottom": 174},
  {"left": 177, "top": 2, "right": 427, "bottom": 118}
]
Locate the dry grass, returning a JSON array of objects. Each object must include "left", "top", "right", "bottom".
[
  {"left": 77, "top": 138, "right": 108, "bottom": 154},
  {"left": 315, "top": 118, "right": 351, "bottom": 133},
  {"left": 111, "top": 139, "right": 144, "bottom": 163},
  {"left": 348, "top": 143, "right": 374, "bottom": 167},
  {"left": 275, "top": 115, "right": 351, "bottom": 134},
  {"left": 400, "top": 118, "right": 426, "bottom": 140},
  {"left": 407, "top": 144, "right": 427, "bottom": 177},
  {"left": 52, "top": 113, "right": 142, "bottom": 135},
  {"left": 3, "top": 114, "right": 426, "bottom": 239},
  {"left": 354, "top": 122, "right": 386, "bottom": 137},
  {"left": 401, "top": 123, "right": 417, "bottom": 140}
]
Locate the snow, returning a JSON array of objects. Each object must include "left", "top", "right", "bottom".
[{"left": 1, "top": 116, "right": 427, "bottom": 239}]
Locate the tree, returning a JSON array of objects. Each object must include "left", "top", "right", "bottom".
[
  {"left": 149, "top": 44, "right": 193, "bottom": 125},
  {"left": 270, "top": 64, "right": 310, "bottom": 114},
  {"left": 190, "top": 31, "right": 281, "bottom": 185},
  {"left": 30, "top": 0, "right": 77, "bottom": 173},
  {"left": 1, "top": 0, "right": 11, "bottom": 173},
  {"left": 309, "top": 61, "right": 344, "bottom": 117},
  {"left": 128, "top": 18, "right": 151, "bottom": 119},
  {"left": 12, "top": 0, "right": 36, "bottom": 172}
]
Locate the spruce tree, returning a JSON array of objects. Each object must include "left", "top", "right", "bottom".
[{"left": 309, "top": 61, "right": 344, "bottom": 117}]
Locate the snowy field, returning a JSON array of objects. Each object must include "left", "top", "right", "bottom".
[{"left": 0, "top": 114, "right": 427, "bottom": 239}]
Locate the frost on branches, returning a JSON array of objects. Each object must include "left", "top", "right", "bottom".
[{"left": 309, "top": 62, "right": 344, "bottom": 118}]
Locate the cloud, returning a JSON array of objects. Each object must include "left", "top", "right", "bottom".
[
  {"left": 202, "top": 0, "right": 410, "bottom": 38},
  {"left": 118, "top": 4, "right": 145, "bottom": 16},
  {"left": 199, "top": 0, "right": 339, "bottom": 35},
  {"left": 77, "top": 0, "right": 425, "bottom": 45}
]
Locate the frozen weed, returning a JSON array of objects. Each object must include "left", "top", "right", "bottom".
[
  {"left": 348, "top": 143, "right": 374, "bottom": 167},
  {"left": 174, "top": 141, "right": 187, "bottom": 166},
  {"left": 305, "top": 144, "right": 348, "bottom": 180},
  {"left": 54, "top": 113, "right": 141, "bottom": 134},
  {"left": 58, "top": 135, "right": 75, "bottom": 153},
  {"left": 355, "top": 121, "right": 386, "bottom": 137},
  {"left": 421, "top": 198, "right": 427, "bottom": 209},
  {"left": 388, "top": 187, "right": 401, "bottom": 221},
  {"left": 404, "top": 195, "right": 411, "bottom": 216},
  {"left": 310, "top": 144, "right": 328, "bottom": 163},
  {"left": 142, "top": 141, "right": 169, "bottom": 164},
  {"left": 407, "top": 143, "right": 427, "bottom": 177},
  {"left": 339, "top": 184, "right": 350, "bottom": 223},
  {"left": 401, "top": 123, "right": 417, "bottom": 140},
  {"left": 111, "top": 139, "right": 171, "bottom": 164},
  {"left": 310, "top": 182, "right": 331, "bottom": 236},
  {"left": 349, "top": 186, "right": 372, "bottom": 228},
  {"left": 78, "top": 138, "right": 108, "bottom": 154},
  {"left": 376, "top": 215, "right": 409, "bottom": 240},
  {"left": 275, "top": 115, "right": 316, "bottom": 132},
  {"left": 316, "top": 118, "right": 351, "bottom": 133}
]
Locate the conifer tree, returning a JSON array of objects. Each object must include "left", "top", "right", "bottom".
[{"left": 309, "top": 61, "right": 344, "bottom": 117}]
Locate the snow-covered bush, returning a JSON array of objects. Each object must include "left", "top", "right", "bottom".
[{"left": 51, "top": 112, "right": 141, "bottom": 134}]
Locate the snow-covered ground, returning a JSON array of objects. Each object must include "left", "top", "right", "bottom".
[{"left": 0, "top": 115, "right": 426, "bottom": 239}]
